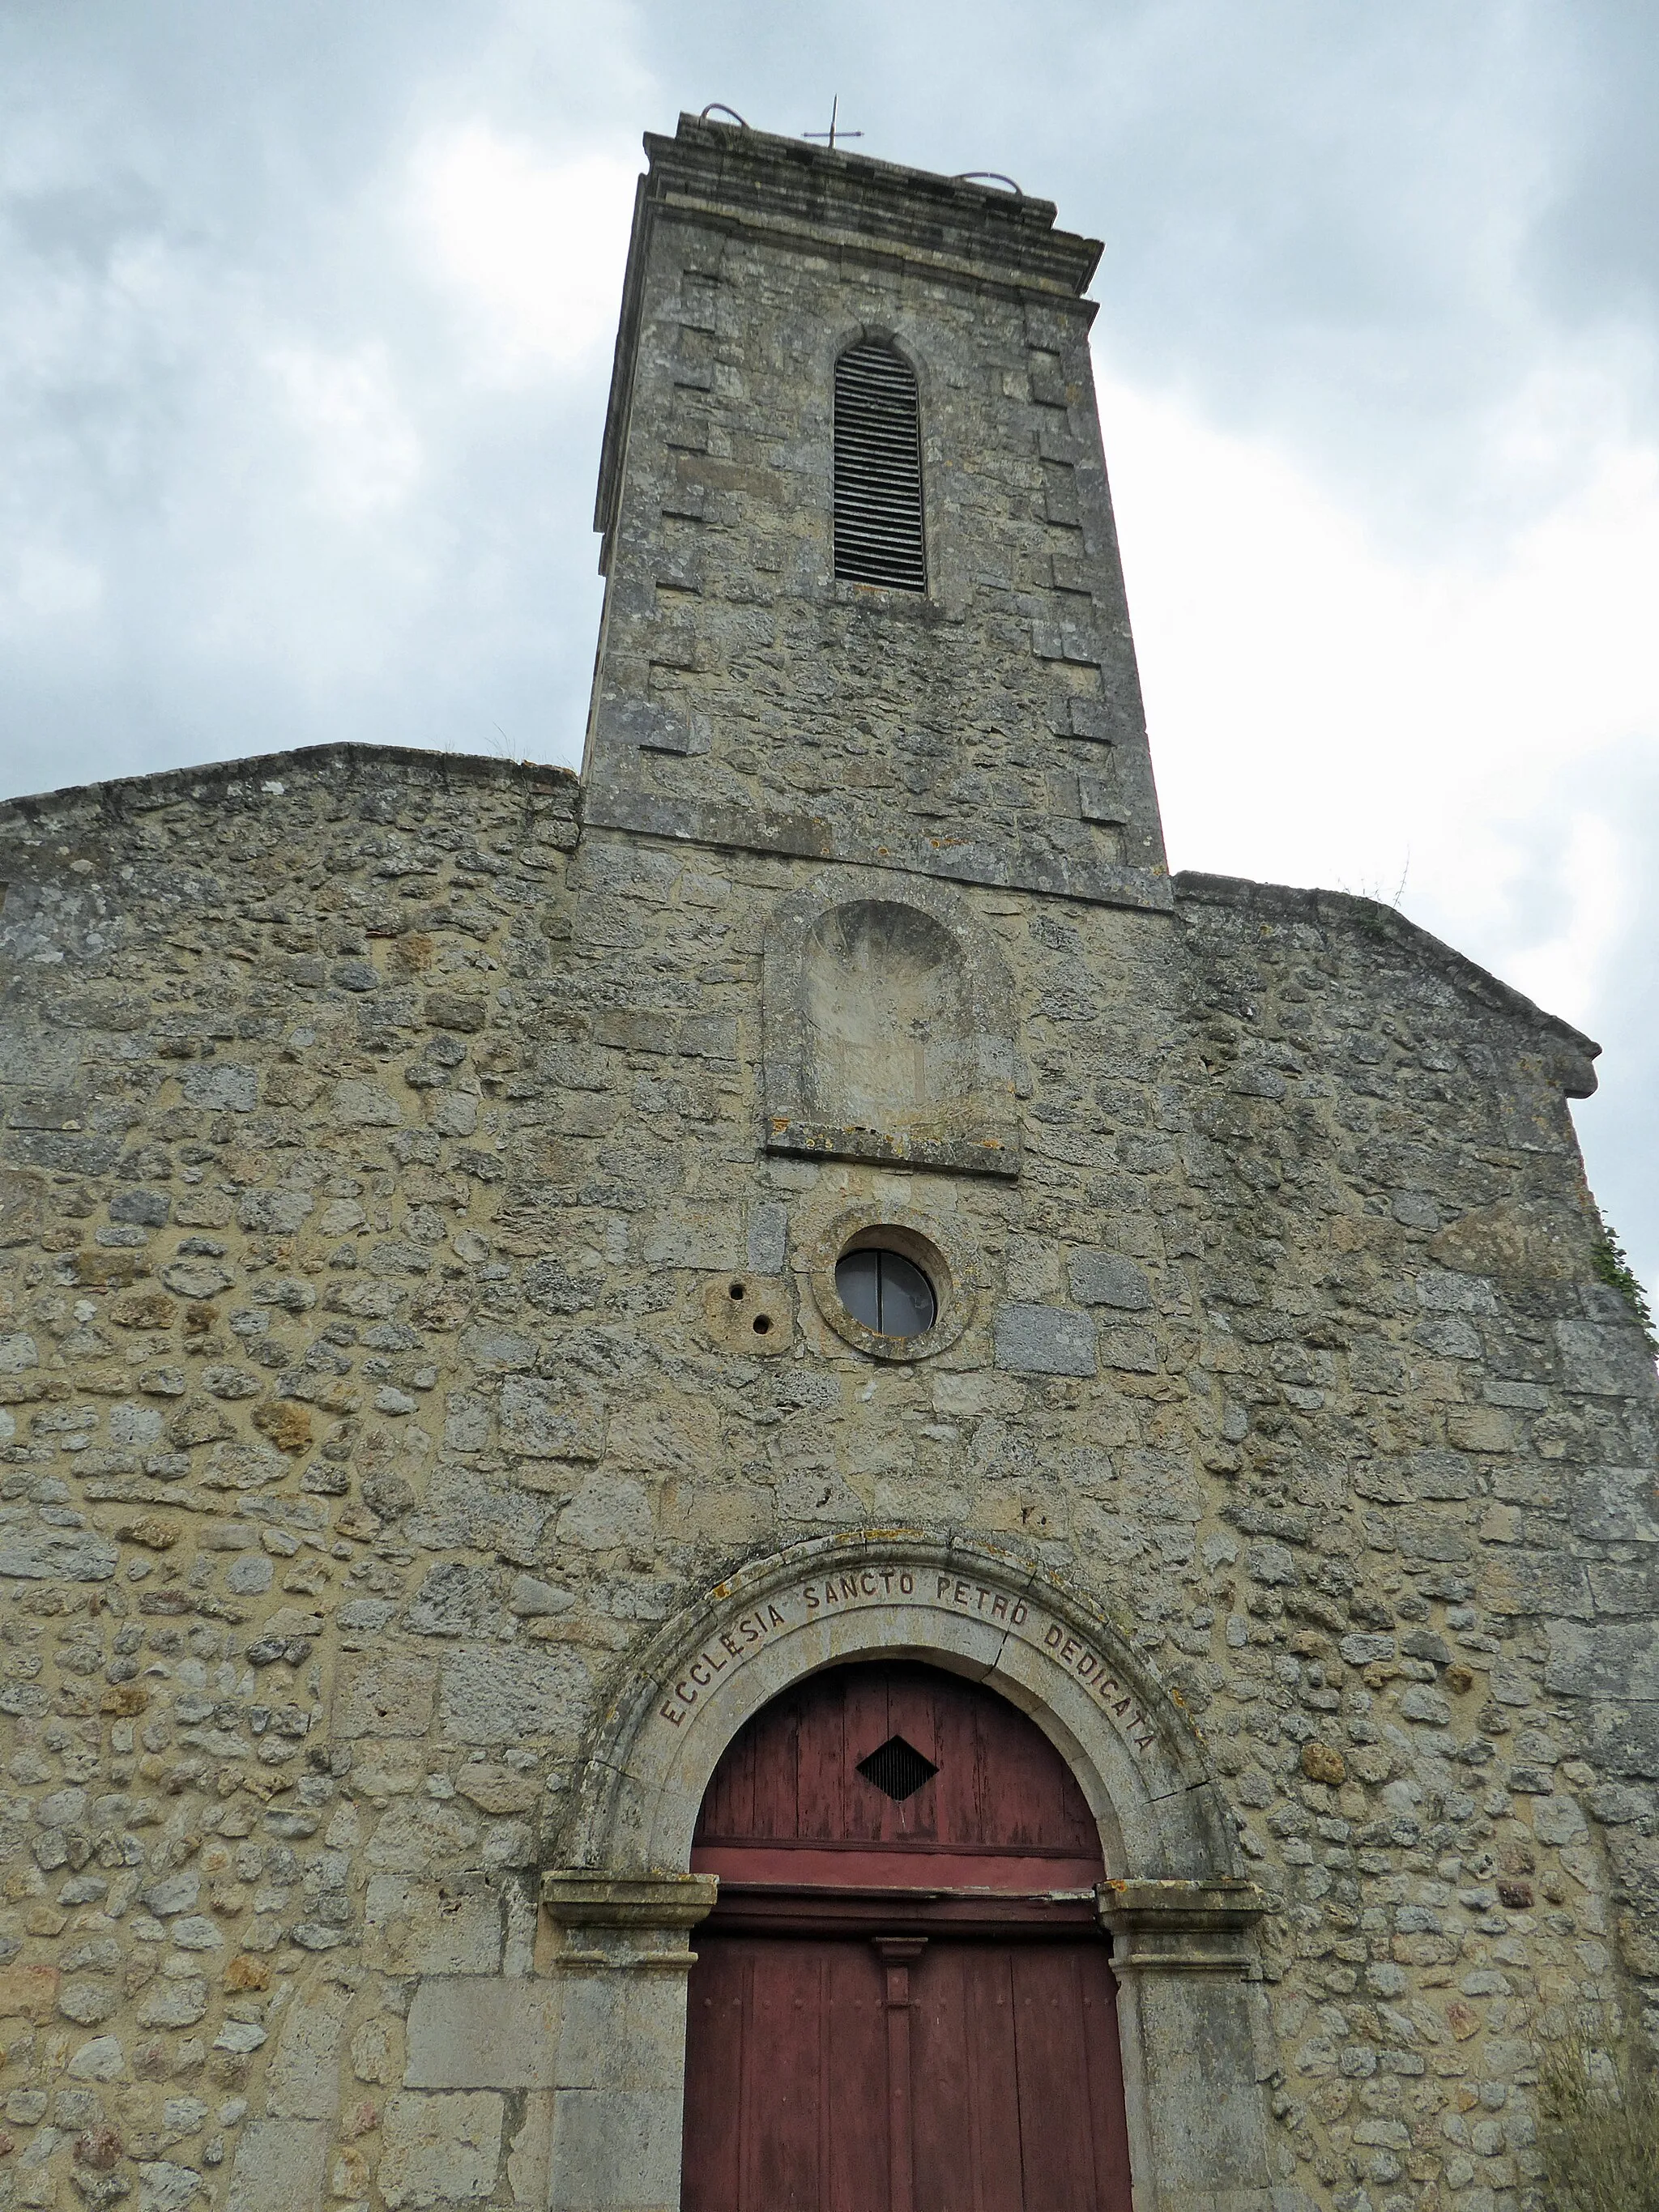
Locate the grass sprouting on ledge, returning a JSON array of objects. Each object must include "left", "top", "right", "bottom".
[
  {"left": 1591, "top": 1204, "right": 1658, "bottom": 1355},
  {"left": 1537, "top": 2023, "right": 1659, "bottom": 2212}
]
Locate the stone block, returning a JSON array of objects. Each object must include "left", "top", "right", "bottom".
[
  {"left": 1484, "top": 1377, "right": 1550, "bottom": 1409},
  {"left": 335, "top": 1652, "right": 437, "bottom": 1740},
  {"left": 1531, "top": 1794, "right": 1589, "bottom": 1847},
  {"left": 1410, "top": 1449, "right": 1478, "bottom": 1499},
  {"left": 159, "top": 1255, "right": 234, "bottom": 1298},
  {"left": 1589, "top": 1559, "right": 1659, "bottom": 1615},
  {"left": 440, "top": 1644, "right": 592, "bottom": 1748},
  {"left": 1414, "top": 1316, "right": 1483, "bottom": 1359},
  {"left": 267, "top": 1982, "right": 351, "bottom": 2118},
  {"left": 142, "top": 1873, "right": 200, "bottom": 1916},
  {"left": 458, "top": 1324, "right": 537, "bottom": 1373},
  {"left": 138, "top": 2163, "right": 206, "bottom": 2212},
  {"left": 1119, "top": 1449, "right": 1203, "bottom": 1522},
  {"left": 0, "top": 1169, "right": 45, "bottom": 1247},
  {"left": 1248, "top": 1541, "right": 1299, "bottom": 1587},
  {"left": 331, "top": 1078, "right": 403, "bottom": 1127},
  {"left": 1124, "top": 1972, "right": 1274, "bottom": 2203},
  {"left": 745, "top": 1201, "right": 788, "bottom": 1274},
  {"left": 380, "top": 2090, "right": 505, "bottom": 2208},
  {"left": 1484, "top": 1552, "right": 1593, "bottom": 1620},
  {"left": 550, "top": 1958, "right": 696, "bottom": 2094},
  {"left": 367, "top": 1799, "right": 483, "bottom": 1876},
  {"left": 501, "top": 1374, "right": 606, "bottom": 1459},
  {"left": 0, "top": 1524, "right": 117, "bottom": 1580},
  {"left": 1417, "top": 1272, "right": 1498, "bottom": 1314},
  {"left": 181, "top": 1063, "right": 258, "bottom": 1111},
  {"left": 547, "top": 2086, "right": 686, "bottom": 2212},
  {"left": 1571, "top": 1464, "right": 1659, "bottom": 1544},
  {"left": 67, "top": 2035, "right": 124, "bottom": 2080},
  {"left": 0, "top": 1963, "right": 59, "bottom": 2020},
  {"left": 1067, "top": 1249, "right": 1152, "bottom": 1309},
  {"left": 405, "top": 1975, "right": 561, "bottom": 2089},
  {"left": 1394, "top": 1509, "right": 1471, "bottom": 1563},
  {"left": 1545, "top": 1620, "right": 1659, "bottom": 1703},
  {"left": 224, "top": 2119, "right": 330, "bottom": 2212},
  {"left": 701, "top": 1275, "right": 792, "bottom": 1355},
  {"left": 1099, "top": 1324, "right": 1158, "bottom": 1373},
  {"left": 1340, "top": 1634, "right": 1396, "bottom": 1667},
  {"left": 507, "top": 2091, "right": 555, "bottom": 2207},
  {"left": 1444, "top": 1405, "right": 1515, "bottom": 1453},
  {"left": 555, "top": 1474, "right": 653, "bottom": 1549},
  {"left": 237, "top": 1188, "right": 314, "bottom": 1234},
  {"left": 993, "top": 1303, "right": 1097, "bottom": 1376},
  {"left": 365, "top": 1877, "right": 505, "bottom": 1974},
  {"left": 136, "top": 1977, "right": 207, "bottom": 2027},
  {"left": 111, "top": 1187, "right": 171, "bottom": 1225},
  {"left": 425, "top": 990, "right": 489, "bottom": 1033},
  {"left": 1555, "top": 1318, "right": 1653, "bottom": 1397},
  {"left": 404, "top": 1562, "right": 504, "bottom": 1638}
]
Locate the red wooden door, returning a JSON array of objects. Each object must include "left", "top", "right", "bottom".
[{"left": 682, "top": 1663, "right": 1134, "bottom": 2212}]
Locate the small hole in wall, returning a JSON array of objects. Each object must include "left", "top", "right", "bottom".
[
  {"left": 728, "top": 1281, "right": 746, "bottom": 1299},
  {"left": 752, "top": 1315, "right": 772, "bottom": 1335}
]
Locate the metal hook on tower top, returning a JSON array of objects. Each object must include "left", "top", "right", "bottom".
[
  {"left": 953, "top": 171, "right": 1024, "bottom": 195},
  {"left": 700, "top": 104, "right": 751, "bottom": 128}
]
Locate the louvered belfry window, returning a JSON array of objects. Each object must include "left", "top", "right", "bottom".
[{"left": 834, "top": 341, "right": 927, "bottom": 590}]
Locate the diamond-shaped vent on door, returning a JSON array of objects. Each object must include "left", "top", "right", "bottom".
[{"left": 856, "top": 1734, "right": 939, "bottom": 1803}]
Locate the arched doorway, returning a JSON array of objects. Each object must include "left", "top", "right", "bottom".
[{"left": 680, "top": 1660, "right": 1135, "bottom": 2212}]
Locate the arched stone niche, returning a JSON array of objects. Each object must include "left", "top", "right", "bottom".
[
  {"left": 538, "top": 1534, "right": 1277, "bottom": 2212},
  {"left": 761, "top": 867, "right": 1022, "bottom": 1176}
]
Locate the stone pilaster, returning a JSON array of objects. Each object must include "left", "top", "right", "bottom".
[
  {"left": 537, "top": 1873, "right": 719, "bottom": 2212},
  {"left": 1097, "top": 1881, "right": 1277, "bottom": 2212}
]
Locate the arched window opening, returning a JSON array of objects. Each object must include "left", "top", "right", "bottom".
[
  {"left": 834, "top": 1246, "right": 936, "bottom": 1339},
  {"left": 834, "top": 341, "right": 927, "bottom": 590}
]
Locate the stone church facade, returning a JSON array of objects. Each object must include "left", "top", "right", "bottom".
[{"left": 1, "top": 110, "right": 1656, "bottom": 2212}]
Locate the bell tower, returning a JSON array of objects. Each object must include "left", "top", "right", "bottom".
[{"left": 584, "top": 113, "right": 1170, "bottom": 909}]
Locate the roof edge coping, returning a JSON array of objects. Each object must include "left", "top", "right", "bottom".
[
  {"left": 0, "top": 741, "right": 579, "bottom": 833},
  {"left": 1173, "top": 868, "right": 1600, "bottom": 1078}
]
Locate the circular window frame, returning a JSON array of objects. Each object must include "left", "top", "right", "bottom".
[{"left": 805, "top": 1205, "right": 976, "bottom": 1362}]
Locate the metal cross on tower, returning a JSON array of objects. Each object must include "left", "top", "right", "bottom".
[{"left": 804, "top": 96, "right": 861, "bottom": 152}]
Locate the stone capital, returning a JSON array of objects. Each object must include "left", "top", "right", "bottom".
[
  {"left": 539, "top": 1869, "right": 719, "bottom": 1931},
  {"left": 1096, "top": 1877, "right": 1269, "bottom": 1977}
]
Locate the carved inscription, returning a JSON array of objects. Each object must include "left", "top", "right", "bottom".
[
  {"left": 659, "top": 1604, "right": 790, "bottom": 1725},
  {"left": 656, "top": 1567, "right": 1158, "bottom": 1754},
  {"left": 1036, "top": 1618, "right": 1158, "bottom": 1753}
]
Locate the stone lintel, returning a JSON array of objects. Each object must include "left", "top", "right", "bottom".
[
  {"left": 1097, "top": 1878, "right": 1269, "bottom": 1976},
  {"left": 765, "top": 1115, "right": 1022, "bottom": 1178}
]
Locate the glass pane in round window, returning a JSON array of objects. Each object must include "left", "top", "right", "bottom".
[{"left": 834, "top": 1248, "right": 936, "bottom": 1338}]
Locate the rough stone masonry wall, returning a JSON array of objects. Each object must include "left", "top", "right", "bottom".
[{"left": 0, "top": 743, "right": 1655, "bottom": 2212}]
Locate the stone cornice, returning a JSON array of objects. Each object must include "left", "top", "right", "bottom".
[{"left": 650, "top": 115, "right": 1100, "bottom": 294}]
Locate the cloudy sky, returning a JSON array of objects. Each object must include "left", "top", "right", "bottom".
[{"left": 3, "top": 1, "right": 1656, "bottom": 1302}]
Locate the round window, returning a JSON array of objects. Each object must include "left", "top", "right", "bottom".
[{"left": 834, "top": 1247, "right": 936, "bottom": 1339}]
